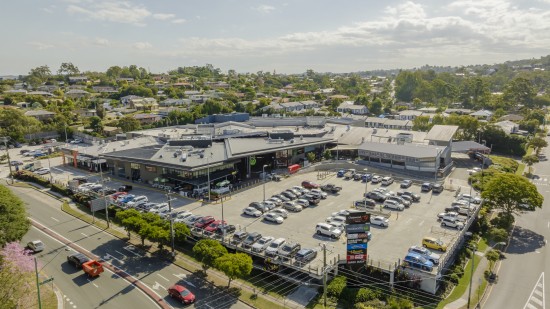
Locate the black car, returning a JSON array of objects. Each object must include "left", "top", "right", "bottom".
[
  {"left": 433, "top": 183, "right": 444, "bottom": 193},
  {"left": 231, "top": 231, "right": 248, "bottom": 245},
  {"left": 400, "top": 180, "right": 413, "bottom": 188},
  {"left": 354, "top": 198, "right": 377, "bottom": 208},
  {"left": 320, "top": 184, "right": 342, "bottom": 193},
  {"left": 281, "top": 191, "right": 297, "bottom": 200},
  {"left": 20, "top": 149, "right": 30, "bottom": 155},
  {"left": 215, "top": 224, "right": 236, "bottom": 236},
  {"left": 303, "top": 194, "right": 320, "bottom": 205},
  {"left": 278, "top": 242, "right": 301, "bottom": 260},
  {"left": 242, "top": 232, "right": 262, "bottom": 249},
  {"left": 295, "top": 248, "right": 318, "bottom": 265},
  {"left": 398, "top": 191, "right": 421, "bottom": 201},
  {"left": 98, "top": 188, "right": 117, "bottom": 195},
  {"left": 249, "top": 202, "right": 269, "bottom": 213},
  {"left": 421, "top": 183, "right": 433, "bottom": 192},
  {"left": 118, "top": 185, "right": 133, "bottom": 192},
  {"left": 67, "top": 253, "right": 90, "bottom": 268},
  {"left": 365, "top": 191, "right": 386, "bottom": 202}
]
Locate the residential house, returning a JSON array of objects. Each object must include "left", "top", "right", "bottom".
[
  {"left": 103, "top": 126, "right": 123, "bottom": 137},
  {"left": 394, "top": 102, "right": 413, "bottom": 109},
  {"left": 494, "top": 121, "right": 519, "bottom": 134},
  {"left": 76, "top": 109, "right": 97, "bottom": 118},
  {"left": 133, "top": 113, "right": 161, "bottom": 125},
  {"left": 445, "top": 108, "right": 473, "bottom": 115},
  {"left": 365, "top": 117, "right": 412, "bottom": 130},
  {"left": 158, "top": 107, "right": 189, "bottom": 118},
  {"left": 499, "top": 114, "right": 524, "bottom": 122},
  {"left": 120, "top": 95, "right": 142, "bottom": 106},
  {"left": 37, "top": 85, "right": 58, "bottom": 92},
  {"left": 128, "top": 97, "right": 159, "bottom": 111},
  {"left": 27, "top": 91, "right": 54, "bottom": 97},
  {"left": 398, "top": 110, "right": 423, "bottom": 121},
  {"left": 337, "top": 101, "right": 368, "bottom": 115},
  {"left": 301, "top": 100, "right": 320, "bottom": 109},
  {"left": 68, "top": 76, "right": 88, "bottom": 84},
  {"left": 92, "top": 86, "right": 118, "bottom": 94},
  {"left": 280, "top": 101, "right": 306, "bottom": 112},
  {"left": 260, "top": 103, "right": 284, "bottom": 112},
  {"left": 16, "top": 102, "right": 31, "bottom": 108},
  {"left": 66, "top": 89, "right": 90, "bottom": 99},
  {"left": 329, "top": 94, "right": 350, "bottom": 101},
  {"left": 159, "top": 98, "right": 192, "bottom": 107},
  {"left": 5, "top": 89, "right": 27, "bottom": 95},
  {"left": 189, "top": 94, "right": 210, "bottom": 103},
  {"left": 470, "top": 109, "right": 493, "bottom": 121},
  {"left": 117, "top": 77, "right": 135, "bottom": 83},
  {"left": 172, "top": 82, "right": 193, "bottom": 88},
  {"left": 24, "top": 110, "right": 55, "bottom": 121}
]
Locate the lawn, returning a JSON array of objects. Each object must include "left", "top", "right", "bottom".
[{"left": 435, "top": 255, "right": 482, "bottom": 309}]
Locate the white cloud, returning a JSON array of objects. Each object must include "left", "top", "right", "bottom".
[
  {"left": 28, "top": 42, "right": 54, "bottom": 50},
  {"left": 153, "top": 13, "right": 175, "bottom": 20},
  {"left": 66, "top": 1, "right": 152, "bottom": 26},
  {"left": 132, "top": 42, "right": 152, "bottom": 50},
  {"left": 254, "top": 5, "right": 275, "bottom": 13},
  {"left": 42, "top": 5, "right": 56, "bottom": 14},
  {"left": 94, "top": 37, "right": 110, "bottom": 46},
  {"left": 172, "top": 18, "right": 186, "bottom": 24}
]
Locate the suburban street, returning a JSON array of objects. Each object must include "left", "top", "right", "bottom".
[
  {"left": 22, "top": 226, "right": 159, "bottom": 309},
  {"left": 12, "top": 185, "right": 251, "bottom": 309},
  {"left": 483, "top": 138, "right": 549, "bottom": 309}
]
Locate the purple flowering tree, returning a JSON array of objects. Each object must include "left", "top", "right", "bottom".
[{"left": 0, "top": 242, "right": 38, "bottom": 307}]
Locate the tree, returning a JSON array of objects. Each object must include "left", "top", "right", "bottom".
[
  {"left": 323, "top": 149, "right": 332, "bottom": 160},
  {"left": 214, "top": 253, "right": 253, "bottom": 287},
  {"left": 192, "top": 239, "right": 228, "bottom": 272},
  {"left": 529, "top": 137, "right": 548, "bottom": 155},
  {"left": 57, "top": 62, "right": 80, "bottom": 76},
  {"left": 488, "top": 227, "right": 509, "bottom": 243},
  {"left": 503, "top": 77, "right": 536, "bottom": 108},
  {"left": 118, "top": 116, "right": 141, "bottom": 132},
  {"left": 88, "top": 116, "right": 103, "bottom": 133},
  {"left": 0, "top": 242, "right": 36, "bottom": 308},
  {"left": 306, "top": 152, "right": 316, "bottom": 163},
  {"left": 394, "top": 71, "right": 421, "bottom": 102},
  {"left": 116, "top": 209, "right": 142, "bottom": 238},
  {"left": 482, "top": 173, "right": 544, "bottom": 227},
  {"left": 485, "top": 249, "right": 501, "bottom": 273},
  {"left": 0, "top": 185, "right": 30, "bottom": 246},
  {"left": 522, "top": 155, "right": 539, "bottom": 175}
]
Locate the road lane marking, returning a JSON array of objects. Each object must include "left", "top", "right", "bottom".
[
  {"left": 523, "top": 272, "right": 545, "bottom": 309},
  {"left": 103, "top": 253, "right": 125, "bottom": 265},
  {"left": 87, "top": 279, "right": 99, "bottom": 288},
  {"left": 51, "top": 217, "right": 59, "bottom": 222},
  {"left": 114, "top": 250, "right": 127, "bottom": 258},
  {"left": 157, "top": 274, "right": 169, "bottom": 282},
  {"left": 123, "top": 245, "right": 142, "bottom": 257},
  {"left": 80, "top": 233, "right": 88, "bottom": 237},
  {"left": 183, "top": 280, "right": 196, "bottom": 288},
  {"left": 152, "top": 281, "right": 166, "bottom": 290},
  {"left": 173, "top": 273, "right": 187, "bottom": 279}
]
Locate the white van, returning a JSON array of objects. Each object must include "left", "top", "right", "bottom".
[{"left": 381, "top": 177, "right": 394, "bottom": 186}]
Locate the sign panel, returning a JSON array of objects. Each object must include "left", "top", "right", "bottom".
[
  {"left": 347, "top": 248, "right": 367, "bottom": 255},
  {"left": 346, "top": 238, "right": 369, "bottom": 244},
  {"left": 347, "top": 243, "right": 368, "bottom": 250},
  {"left": 345, "top": 224, "right": 371, "bottom": 234},
  {"left": 346, "top": 212, "right": 370, "bottom": 224},
  {"left": 90, "top": 198, "right": 108, "bottom": 212},
  {"left": 346, "top": 254, "right": 367, "bottom": 263},
  {"left": 347, "top": 232, "right": 371, "bottom": 239}
]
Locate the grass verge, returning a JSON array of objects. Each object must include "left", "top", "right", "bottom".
[
  {"left": 435, "top": 255, "right": 482, "bottom": 309},
  {"left": 516, "top": 163, "right": 526, "bottom": 176},
  {"left": 477, "top": 236, "right": 488, "bottom": 253}
]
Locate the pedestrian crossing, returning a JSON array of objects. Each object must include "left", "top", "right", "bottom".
[
  {"left": 523, "top": 272, "right": 545, "bottom": 309},
  {"left": 530, "top": 177, "right": 549, "bottom": 187}
]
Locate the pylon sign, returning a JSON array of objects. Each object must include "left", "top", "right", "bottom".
[{"left": 345, "top": 211, "right": 370, "bottom": 264}]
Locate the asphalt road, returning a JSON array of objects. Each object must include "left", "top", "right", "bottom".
[
  {"left": 12, "top": 185, "right": 252, "bottom": 309},
  {"left": 483, "top": 140, "right": 549, "bottom": 309},
  {"left": 22, "top": 226, "right": 159, "bottom": 309}
]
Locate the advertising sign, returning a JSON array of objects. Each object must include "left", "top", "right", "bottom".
[
  {"left": 90, "top": 198, "right": 108, "bottom": 212},
  {"left": 347, "top": 254, "right": 367, "bottom": 264},
  {"left": 346, "top": 212, "right": 370, "bottom": 224},
  {"left": 345, "top": 224, "right": 371, "bottom": 234},
  {"left": 347, "top": 243, "right": 368, "bottom": 250},
  {"left": 346, "top": 238, "right": 369, "bottom": 245}
]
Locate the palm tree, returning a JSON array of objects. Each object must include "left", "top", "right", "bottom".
[{"left": 522, "top": 154, "right": 539, "bottom": 176}]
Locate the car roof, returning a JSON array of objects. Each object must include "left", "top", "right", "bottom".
[
  {"left": 272, "top": 238, "right": 285, "bottom": 243},
  {"left": 297, "top": 248, "right": 313, "bottom": 254}
]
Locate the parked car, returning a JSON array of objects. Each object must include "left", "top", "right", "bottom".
[
  {"left": 400, "top": 179, "right": 413, "bottom": 188},
  {"left": 354, "top": 198, "right": 377, "bottom": 209},
  {"left": 383, "top": 200, "right": 405, "bottom": 211},
  {"left": 362, "top": 173, "right": 373, "bottom": 182},
  {"left": 387, "top": 196, "right": 410, "bottom": 208},
  {"left": 381, "top": 176, "right": 394, "bottom": 186},
  {"left": 204, "top": 220, "right": 227, "bottom": 233},
  {"left": 167, "top": 284, "right": 195, "bottom": 305},
  {"left": 441, "top": 217, "right": 464, "bottom": 230},
  {"left": 310, "top": 189, "right": 328, "bottom": 199},
  {"left": 365, "top": 191, "right": 386, "bottom": 202},
  {"left": 262, "top": 200, "right": 277, "bottom": 210},
  {"left": 243, "top": 207, "right": 262, "bottom": 217},
  {"left": 458, "top": 193, "right": 482, "bottom": 204},
  {"left": 249, "top": 202, "right": 270, "bottom": 213},
  {"left": 272, "top": 194, "right": 290, "bottom": 202},
  {"left": 263, "top": 212, "right": 284, "bottom": 224},
  {"left": 296, "top": 199, "right": 310, "bottom": 208},
  {"left": 371, "top": 175, "right": 382, "bottom": 184},
  {"left": 336, "top": 169, "right": 346, "bottom": 177},
  {"left": 194, "top": 216, "right": 216, "bottom": 229},
  {"left": 10, "top": 160, "right": 24, "bottom": 166},
  {"left": 301, "top": 180, "right": 320, "bottom": 189},
  {"left": 408, "top": 246, "right": 440, "bottom": 265},
  {"left": 403, "top": 252, "right": 434, "bottom": 272},
  {"left": 370, "top": 216, "right": 389, "bottom": 227},
  {"left": 320, "top": 183, "right": 342, "bottom": 193},
  {"left": 251, "top": 236, "right": 274, "bottom": 253},
  {"left": 67, "top": 253, "right": 90, "bottom": 268},
  {"left": 231, "top": 231, "right": 248, "bottom": 245},
  {"left": 118, "top": 185, "right": 133, "bottom": 192},
  {"left": 281, "top": 191, "right": 297, "bottom": 200},
  {"left": 265, "top": 238, "right": 286, "bottom": 257},
  {"left": 432, "top": 183, "right": 444, "bottom": 193},
  {"left": 422, "top": 237, "right": 447, "bottom": 252},
  {"left": 126, "top": 195, "right": 148, "bottom": 208},
  {"left": 214, "top": 224, "right": 236, "bottom": 236},
  {"left": 283, "top": 201, "right": 303, "bottom": 212},
  {"left": 242, "top": 232, "right": 262, "bottom": 249},
  {"left": 303, "top": 194, "right": 320, "bottom": 205},
  {"left": 35, "top": 168, "right": 50, "bottom": 175},
  {"left": 139, "top": 202, "right": 157, "bottom": 212},
  {"left": 315, "top": 223, "right": 342, "bottom": 239},
  {"left": 150, "top": 203, "right": 170, "bottom": 214},
  {"left": 421, "top": 182, "right": 433, "bottom": 192},
  {"left": 266, "top": 197, "right": 282, "bottom": 206},
  {"left": 182, "top": 215, "right": 203, "bottom": 227},
  {"left": 70, "top": 138, "right": 83, "bottom": 144},
  {"left": 353, "top": 173, "right": 363, "bottom": 181},
  {"left": 26, "top": 240, "right": 45, "bottom": 253},
  {"left": 270, "top": 208, "right": 289, "bottom": 218},
  {"left": 325, "top": 215, "right": 347, "bottom": 226},
  {"left": 174, "top": 211, "right": 194, "bottom": 223},
  {"left": 295, "top": 248, "right": 318, "bottom": 265},
  {"left": 398, "top": 191, "right": 420, "bottom": 201},
  {"left": 287, "top": 188, "right": 302, "bottom": 196},
  {"left": 278, "top": 242, "right": 301, "bottom": 260}
]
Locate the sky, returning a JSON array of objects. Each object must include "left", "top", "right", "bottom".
[{"left": 1, "top": 0, "right": 550, "bottom": 75}]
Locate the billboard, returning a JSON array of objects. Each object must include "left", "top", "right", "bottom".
[
  {"left": 347, "top": 243, "right": 368, "bottom": 250},
  {"left": 346, "top": 224, "right": 371, "bottom": 234},
  {"left": 347, "top": 238, "right": 369, "bottom": 244},
  {"left": 346, "top": 211, "right": 370, "bottom": 265},
  {"left": 346, "top": 212, "right": 370, "bottom": 224},
  {"left": 90, "top": 198, "right": 108, "bottom": 212},
  {"left": 347, "top": 232, "right": 371, "bottom": 239}
]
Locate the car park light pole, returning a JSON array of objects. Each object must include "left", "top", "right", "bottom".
[
  {"left": 166, "top": 191, "right": 176, "bottom": 257},
  {"left": 98, "top": 155, "right": 110, "bottom": 228},
  {"left": 467, "top": 244, "right": 477, "bottom": 309},
  {"left": 1, "top": 137, "right": 14, "bottom": 184},
  {"left": 262, "top": 164, "right": 268, "bottom": 202}
]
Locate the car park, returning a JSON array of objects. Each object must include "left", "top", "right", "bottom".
[
  {"left": 67, "top": 253, "right": 91, "bottom": 268},
  {"left": 421, "top": 182, "right": 433, "bottom": 192},
  {"left": 251, "top": 236, "right": 274, "bottom": 252},
  {"left": 167, "top": 284, "right": 195, "bottom": 305},
  {"left": 295, "top": 248, "right": 318, "bottom": 265},
  {"left": 408, "top": 246, "right": 440, "bottom": 265},
  {"left": 381, "top": 176, "right": 394, "bottom": 186},
  {"left": 194, "top": 216, "right": 216, "bottom": 229},
  {"left": 270, "top": 208, "right": 289, "bottom": 218},
  {"left": 441, "top": 217, "right": 464, "bottom": 230},
  {"left": 400, "top": 179, "right": 413, "bottom": 188},
  {"left": 315, "top": 223, "right": 342, "bottom": 239},
  {"left": 231, "top": 231, "right": 248, "bottom": 245},
  {"left": 243, "top": 206, "right": 262, "bottom": 217},
  {"left": 242, "top": 232, "right": 262, "bottom": 249},
  {"left": 283, "top": 201, "right": 303, "bottom": 212},
  {"left": 301, "top": 180, "right": 320, "bottom": 189},
  {"left": 265, "top": 238, "right": 286, "bottom": 257},
  {"left": 278, "top": 242, "right": 301, "bottom": 260},
  {"left": 370, "top": 216, "right": 389, "bottom": 227},
  {"left": 27, "top": 240, "right": 45, "bottom": 253},
  {"left": 263, "top": 212, "right": 284, "bottom": 224},
  {"left": 383, "top": 200, "right": 405, "bottom": 211},
  {"left": 422, "top": 237, "right": 447, "bottom": 252},
  {"left": 403, "top": 252, "right": 434, "bottom": 272}
]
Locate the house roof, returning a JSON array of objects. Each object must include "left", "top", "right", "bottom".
[
  {"left": 470, "top": 109, "right": 493, "bottom": 117},
  {"left": 451, "top": 141, "right": 490, "bottom": 153},
  {"left": 399, "top": 110, "right": 423, "bottom": 116},
  {"left": 424, "top": 125, "right": 459, "bottom": 142},
  {"left": 359, "top": 141, "right": 442, "bottom": 159},
  {"left": 499, "top": 114, "right": 524, "bottom": 122},
  {"left": 24, "top": 110, "right": 55, "bottom": 116}
]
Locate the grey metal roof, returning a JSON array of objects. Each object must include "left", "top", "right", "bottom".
[
  {"left": 424, "top": 125, "right": 459, "bottom": 142},
  {"left": 451, "top": 141, "right": 490, "bottom": 153},
  {"left": 359, "top": 142, "right": 442, "bottom": 158}
]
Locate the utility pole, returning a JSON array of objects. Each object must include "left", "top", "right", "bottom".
[
  {"left": 321, "top": 243, "right": 327, "bottom": 308},
  {"left": 262, "top": 164, "right": 268, "bottom": 202},
  {"left": 98, "top": 156, "right": 109, "bottom": 228},
  {"left": 166, "top": 191, "right": 175, "bottom": 257},
  {"left": 1, "top": 137, "right": 14, "bottom": 184},
  {"left": 34, "top": 257, "right": 42, "bottom": 309},
  {"left": 467, "top": 245, "right": 476, "bottom": 309},
  {"left": 221, "top": 194, "right": 225, "bottom": 243}
]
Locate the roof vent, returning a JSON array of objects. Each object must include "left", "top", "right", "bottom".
[{"left": 173, "top": 152, "right": 178, "bottom": 158}]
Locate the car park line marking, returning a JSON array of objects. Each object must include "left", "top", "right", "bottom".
[
  {"left": 157, "top": 274, "right": 169, "bottom": 282},
  {"left": 86, "top": 279, "right": 99, "bottom": 288},
  {"left": 114, "top": 250, "right": 127, "bottom": 258},
  {"left": 183, "top": 280, "right": 196, "bottom": 288},
  {"left": 80, "top": 233, "right": 88, "bottom": 237},
  {"left": 152, "top": 281, "right": 165, "bottom": 291},
  {"left": 51, "top": 217, "right": 59, "bottom": 222},
  {"left": 173, "top": 273, "right": 187, "bottom": 279}
]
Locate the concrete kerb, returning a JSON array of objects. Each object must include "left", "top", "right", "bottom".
[{"left": 15, "top": 180, "right": 302, "bottom": 309}]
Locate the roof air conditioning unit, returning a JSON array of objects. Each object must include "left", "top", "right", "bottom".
[{"left": 173, "top": 152, "right": 178, "bottom": 158}]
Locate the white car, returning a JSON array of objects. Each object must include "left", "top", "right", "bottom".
[
  {"left": 262, "top": 200, "right": 276, "bottom": 210},
  {"left": 149, "top": 203, "right": 169, "bottom": 214},
  {"left": 325, "top": 215, "right": 346, "bottom": 225},
  {"left": 383, "top": 200, "right": 405, "bottom": 211},
  {"left": 265, "top": 238, "right": 286, "bottom": 257},
  {"left": 458, "top": 194, "right": 482, "bottom": 204},
  {"left": 126, "top": 196, "right": 148, "bottom": 208},
  {"left": 266, "top": 197, "right": 282, "bottom": 206},
  {"left": 270, "top": 208, "right": 289, "bottom": 218},
  {"left": 182, "top": 215, "right": 203, "bottom": 227},
  {"left": 174, "top": 212, "right": 193, "bottom": 223},
  {"left": 251, "top": 236, "right": 274, "bottom": 253},
  {"left": 296, "top": 199, "right": 310, "bottom": 208},
  {"left": 370, "top": 216, "right": 389, "bottom": 227},
  {"left": 315, "top": 223, "right": 342, "bottom": 239},
  {"left": 310, "top": 189, "right": 328, "bottom": 199},
  {"left": 263, "top": 212, "right": 284, "bottom": 224},
  {"left": 34, "top": 168, "right": 50, "bottom": 175},
  {"left": 283, "top": 201, "right": 303, "bottom": 212},
  {"left": 27, "top": 240, "right": 45, "bottom": 253},
  {"left": 243, "top": 207, "right": 262, "bottom": 217},
  {"left": 371, "top": 175, "right": 382, "bottom": 183},
  {"left": 70, "top": 138, "right": 82, "bottom": 144}
]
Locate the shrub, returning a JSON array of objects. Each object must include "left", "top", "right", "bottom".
[
  {"left": 449, "top": 273, "right": 460, "bottom": 284},
  {"left": 355, "top": 288, "right": 378, "bottom": 302},
  {"left": 326, "top": 276, "right": 347, "bottom": 298},
  {"left": 51, "top": 183, "right": 70, "bottom": 195}
]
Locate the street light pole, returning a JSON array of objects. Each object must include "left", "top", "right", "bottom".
[
  {"left": 1, "top": 137, "right": 14, "bottom": 184},
  {"left": 166, "top": 191, "right": 175, "bottom": 257},
  {"left": 262, "top": 164, "right": 268, "bottom": 202},
  {"left": 206, "top": 155, "right": 211, "bottom": 201},
  {"left": 221, "top": 194, "right": 225, "bottom": 243},
  {"left": 467, "top": 245, "right": 477, "bottom": 309},
  {"left": 321, "top": 243, "right": 328, "bottom": 308},
  {"left": 34, "top": 257, "right": 42, "bottom": 309},
  {"left": 435, "top": 148, "right": 440, "bottom": 182},
  {"left": 98, "top": 156, "right": 109, "bottom": 228}
]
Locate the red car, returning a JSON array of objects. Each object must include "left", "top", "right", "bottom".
[
  {"left": 301, "top": 180, "right": 320, "bottom": 189},
  {"left": 194, "top": 216, "right": 215, "bottom": 229},
  {"left": 204, "top": 220, "right": 227, "bottom": 233},
  {"left": 168, "top": 284, "right": 195, "bottom": 305},
  {"left": 111, "top": 192, "right": 128, "bottom": 200}
]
